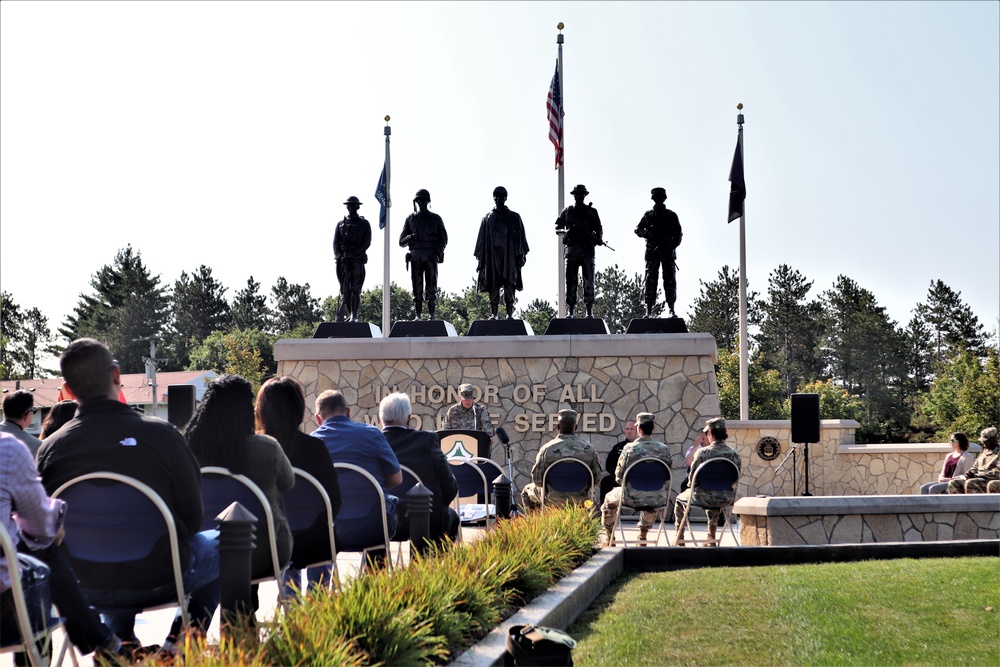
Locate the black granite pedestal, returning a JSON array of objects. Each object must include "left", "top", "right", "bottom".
[
  {"left": 542, "top": 318, "right": 610, "bottom": 335},
  {"left": 625, "top": 317, "right": 688, "bottom": 334},
  {"left": 312, "top": 322, "right": 382, "bottom": 338},
  {"left": 388, "top": 320, "right": 459, "bottom": 338},
  {"left": 466, "top": 319, "right": 534, "bottom": 337}
]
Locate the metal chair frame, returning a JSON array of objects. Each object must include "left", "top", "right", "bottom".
[
  {"left": 200, "top": 466, "right": 287, "bottom": 595},
  {"left": 282, "top": 467, "right": 339, "bottom": 588},
  {"left": 390, "top": 465, "right": 425, "bottom": 566},
  {"left": 612, "top": 458, "right": 672, "bottom": 547},
  {"left": 673, "top": 458, "right": 741, "bottom": 547},
  {"left": 51, "top": 471, "right": 190, "bottom": 631},
  {"left": 447, "top": 457, "right": 492, "bottom": 540},
  {"left": 540, "top": 457, "right": 595, "bottom": 508},
  {"left": 0, "top": 523, "right": 72, "bottom": 667},
  {"left": 331, "top": 463, "right": 394, "bottom": 574}
]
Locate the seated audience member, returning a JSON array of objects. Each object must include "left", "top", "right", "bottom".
[
  {"left": 520, "top": 409, "right": 603, "bottom": 512},
  {"left": 255, "top": 376, "right": 342, "bottom": 593},
  {"left": 920, "top": 432, "right": 974, "bottom": 494},
  {"left": 379, "top": 392, "right": 459, "bottom": 543},
  {"left": 681, "top": 428, "right": 711, "bottom": 493},
  {"left": 674, "top": 418, "right": 742, "bottom": 546},
  {"left": 987, "top": 480, "right": 1000, "bottom": 493},
  {"left": 1, "top": 390, "right": 42, "bottom": 456},
  {"left": 36, "top": 338, "right": 219, "bottom": 655},
  {"left": 310, "top": 389, "right": 401, "bottom": 571},
  {"left": 599, "top": 419, "right": 636, "bottom": 503},
  {"left": 600, "top": 412, "right": 673, "bottom": 545},
  {"left": 947, "top": 427, "right": 999, "bottom": 494},
  {"left": 39, "top": 400, "right": 78, "bottom": 440},
  {"left": 185, "top": 375, "right": 294, "bottom": 610},
  {"left": 1, "top": 432, "right": 130, "bottom": 662}
]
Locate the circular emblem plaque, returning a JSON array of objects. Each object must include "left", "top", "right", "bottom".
[{"left": 756, "top": 436, "right": 781, "bottom": 461}]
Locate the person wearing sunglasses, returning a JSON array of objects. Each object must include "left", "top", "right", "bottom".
[{"left": 1, "top": 390, "right": 42, "bottom": 456}]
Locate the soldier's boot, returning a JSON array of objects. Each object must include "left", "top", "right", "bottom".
[
  {"left": 705, "top": 524, "right": 719, "bottom": 547},
  {"left": 637, "top": 526, "right": 649, "bottom": 546},
  {"left": 604, "top": 527, "right": 615, "bottom": 547},
  {"left": 567, "top": 305, "right": 575, "bottom": 318},
  {"left": 414, "top": 299, "right": 423, "bottom": 320},
  {"left": 505, "top": 299, "right": 516, "bottom": 320},
  {"left": 428, "top": 301, "right": 436, "bottom": 320},
  {"left": 585, "top": 304, "right": 594, "bottom": 319},
  {"left": 490, "top": 303, "right": 499, "bottom": 320},
  {"left": 668, "top": 301, "right": 676, "bottom": 318},
  {"left": 645, "top": 303, "right": 655, "bottom": 318}
]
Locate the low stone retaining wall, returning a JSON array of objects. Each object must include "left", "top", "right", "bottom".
[{"left": 736, "top": 494, "right": 1000, "bottom": 546}]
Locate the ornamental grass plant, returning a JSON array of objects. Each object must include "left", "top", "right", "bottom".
[{"left": 152, "top": 503, "right": 600, "bottom": 667}]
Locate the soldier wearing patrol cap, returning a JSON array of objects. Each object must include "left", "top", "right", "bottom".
[
  {"left": 635, "top": 186, "right": 683, "bottom": 317},
  {"left": 475, "top": 186, "right": 530, "bottom": 319},
  {"left": 673, "top": 417, "right": 741, "bottom": 546},
  {"left": 443, "top": 383, "right": 495, "bottom": 442},
  {"left": 399, "top": 189, "right": 448, "bottom": 320},
  {"left": 600, "top": 412, "right": 673, "bottom": 545},
  {"left": 334, "top": 196, "right": 372, "bottom": 322},
  {"left": 520, "top": 408, "right": 603, "bottom": 512}
]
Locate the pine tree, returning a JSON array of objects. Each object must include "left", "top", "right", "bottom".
[
  {"left": 166, "top": 266, "right": 232, "bottom": 370},
  {"left": 232, "top": 277, "right": 272, "bottom": 332},
  {"left": 757, "top": 265, "right": 824, "bottom": 396},
  {"left": 520, "top": 298, "right": 557, "bottom": 336},
  {"left": 913, "top": 279, "right": 987, "bottom": 364},
  {"left": 270, "top": 277, "right": 321, "bottom": 335},
  {"left": 687, "top": 265, "right": 760, "bottom": 352}
]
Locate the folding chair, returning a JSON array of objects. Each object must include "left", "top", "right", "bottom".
[
  {"left": 613, "top": 458, "right": 672, "bottom": 547},
  {"left": 540, "top": 458, "right": 595, "bottom": 508},
  {"left": 447, "top": 457, "right": 491, "bottom": 541},
  {"left": 0, "top": 523, "right": 72, "bottom": 667},
  {"left": 200, "top": 467, "right": 287, "bottom": 595},
  {"left": 673, "top": 458, "right": 741, "bottom": 547},
  {"left": 470, "top": 456, "right": 505, "bottom": 498},
  {"left": 281, "top": 467, "right": 339, "bottom": 589},
  {"left": 331, "top": 463, "right": 394, "bottom": 575},
  {"left": 388, "top": 465, "right": 424, "bottom": 566},
  {"left": 51, "top": 472, "right": 190, "bottom": 631}
]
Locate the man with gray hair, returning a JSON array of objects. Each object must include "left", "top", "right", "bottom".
[
  {"left": 947, "top": 427, "right": 999, "bottom": 494},
  {"left": 379, "top": 392, "right": 459, "bottom": 542},
  {"left": 673, "top": 417, "right": 741, "bottom": 546},
  {"left": 520, "top": 409, "right": 602, "bottom": 512},
  {"left": 600, "top": 412, "right": 673, "bottom": 546},
  {"left": 1, "top": 390, "right": 42, "bottom": 455}
]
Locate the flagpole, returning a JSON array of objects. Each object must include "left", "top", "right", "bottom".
[
  {"left": 736, "top": 104, "right": 749, "bottom": 421},
  {"left": 383, "top": 116, "right": 391, "bottom": 336},
  {"left": 556, "top": 23, "right": 566, "bottom": 318}
]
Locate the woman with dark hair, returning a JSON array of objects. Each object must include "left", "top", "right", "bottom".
[
  {"left": 256, "top": 376, "right": 342, "bottom": 592},
  {"left": 920, "top": 432, "right": 974, "bottom": 494},
  {"left": 40, "top": 400, "right": 78, "bottom": 439},
  {"left": 184, "top": 375, "right": 293, "bottom": 608}
]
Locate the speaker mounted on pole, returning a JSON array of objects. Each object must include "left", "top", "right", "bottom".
[{"left": 790, "top": 393, "right": 820, "bottom": 496}]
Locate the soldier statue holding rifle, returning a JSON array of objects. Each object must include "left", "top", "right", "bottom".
[
  {"left": 635, "top": 186, "right": 683, "bottom": 317},
  {"left": 555, "top": 184, "right": 607, "bottom": 318}
]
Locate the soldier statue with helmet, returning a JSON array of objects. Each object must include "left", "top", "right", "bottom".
[
  {"left": 399, "top": 189, "right": 448, "bottom": 320},
  {"left": 334, "top": 196, "right": 372, "bottom": 322},
  {"left": 635, "top": 186, "right": 683, "bottom": 317}
]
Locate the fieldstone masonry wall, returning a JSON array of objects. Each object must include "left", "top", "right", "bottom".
[{"left": 275, "top": 334, "right": 719, "bottom": 493}]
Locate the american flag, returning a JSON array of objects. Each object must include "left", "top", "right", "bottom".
[{"left": 547, "top": 61, "right": 563, "bottom": 170}]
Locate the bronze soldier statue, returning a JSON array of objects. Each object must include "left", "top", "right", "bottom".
[
  {"left": 334, "top": 196, "right": 372, "bottom": 322},
  {"left": 635, "top": 187, "right": 682, "bottom": 317},
  {"left": 399, "top": 189, "right": 448, "bottom": 320},
  {"left": 555, "top": 184, "right": 603, "bottom": 318},
  {"left": 475, "top": 186, "right": 529, "bottom": 320}
]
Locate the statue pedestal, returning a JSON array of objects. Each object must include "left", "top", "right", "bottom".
[
  {"left": 466, "top": 319, "right": 534, "bottom": 337},
  {"left": 543, "top": 318, "right": 610, "bottom": 335},
  {"left": 388, "top": 320, "right": 458, "bottom": 338},
  {"left": 312, "top": 322, "right": 382, "bottom": 338},
  {"left": 625, "top": 317, "right": 688, "bottom": 334}
]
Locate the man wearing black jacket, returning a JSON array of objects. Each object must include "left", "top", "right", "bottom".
[
  {"left": 36, "top": 338, "right": 219, "bottom": 654},
  {"left": 379, "top": 392, "right": 459, "bottom": 542}
]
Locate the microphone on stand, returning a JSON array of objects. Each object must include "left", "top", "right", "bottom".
[{"left": 496, "top": 427, "right": 510, "bottom": 445}]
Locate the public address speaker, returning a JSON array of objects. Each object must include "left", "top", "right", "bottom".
[
  {"left": 790, "top": 393, "right": 820, "bottom": 443},
  {"left": 167, "top": 384, "right": 196, "bottom": 429}
]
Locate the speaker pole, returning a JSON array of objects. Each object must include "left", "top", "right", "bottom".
[{"left": 802, "top": 443, "right": 812, "bottom": 496}]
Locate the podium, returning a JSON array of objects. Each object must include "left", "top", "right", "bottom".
[{"left": 438, "top": 429, "right": 494, "bottom": 504}]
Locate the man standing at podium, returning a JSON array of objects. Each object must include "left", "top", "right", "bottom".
[{"left": 444, "top": 384, "right": 495, "bottom": 445}]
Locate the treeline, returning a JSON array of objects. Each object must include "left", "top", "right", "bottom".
[{"left": 1, "top": 247, "right": 997, "bottom": 443}]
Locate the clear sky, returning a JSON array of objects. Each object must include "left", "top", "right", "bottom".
[{"left": 2, "top": 1, "right": 998, "bottom": 342}]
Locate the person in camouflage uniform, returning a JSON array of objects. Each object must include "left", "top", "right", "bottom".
[
  {"left": 521, "top": 409, "right": 603, "bottom": 512},
  {"left": 443, "top": 384, "right": 495, "bottom": 444},
  {"left": 673, "top": 417, "right": 741, "bottom": 546},
  {"left": 947, "top": 427, "right": 999, "bottom": 494},
  {"left": 600, "top": 412, "right": 673, "bottom": 545}
]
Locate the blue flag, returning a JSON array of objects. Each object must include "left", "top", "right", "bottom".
[{"left": 375, "top": 165, "right": 389, "bottom": 229}]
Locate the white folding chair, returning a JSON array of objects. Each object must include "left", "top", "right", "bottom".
[
  {"left": 612, "top": 458, "right": 672, "bottom": 547},
  {"left": 0, "top": 523, "right": 73, "bottom": 667}
]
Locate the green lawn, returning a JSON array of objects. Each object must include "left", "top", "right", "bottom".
[{"left": 568, "top": 557, "right": 999, "bottom": 666}]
